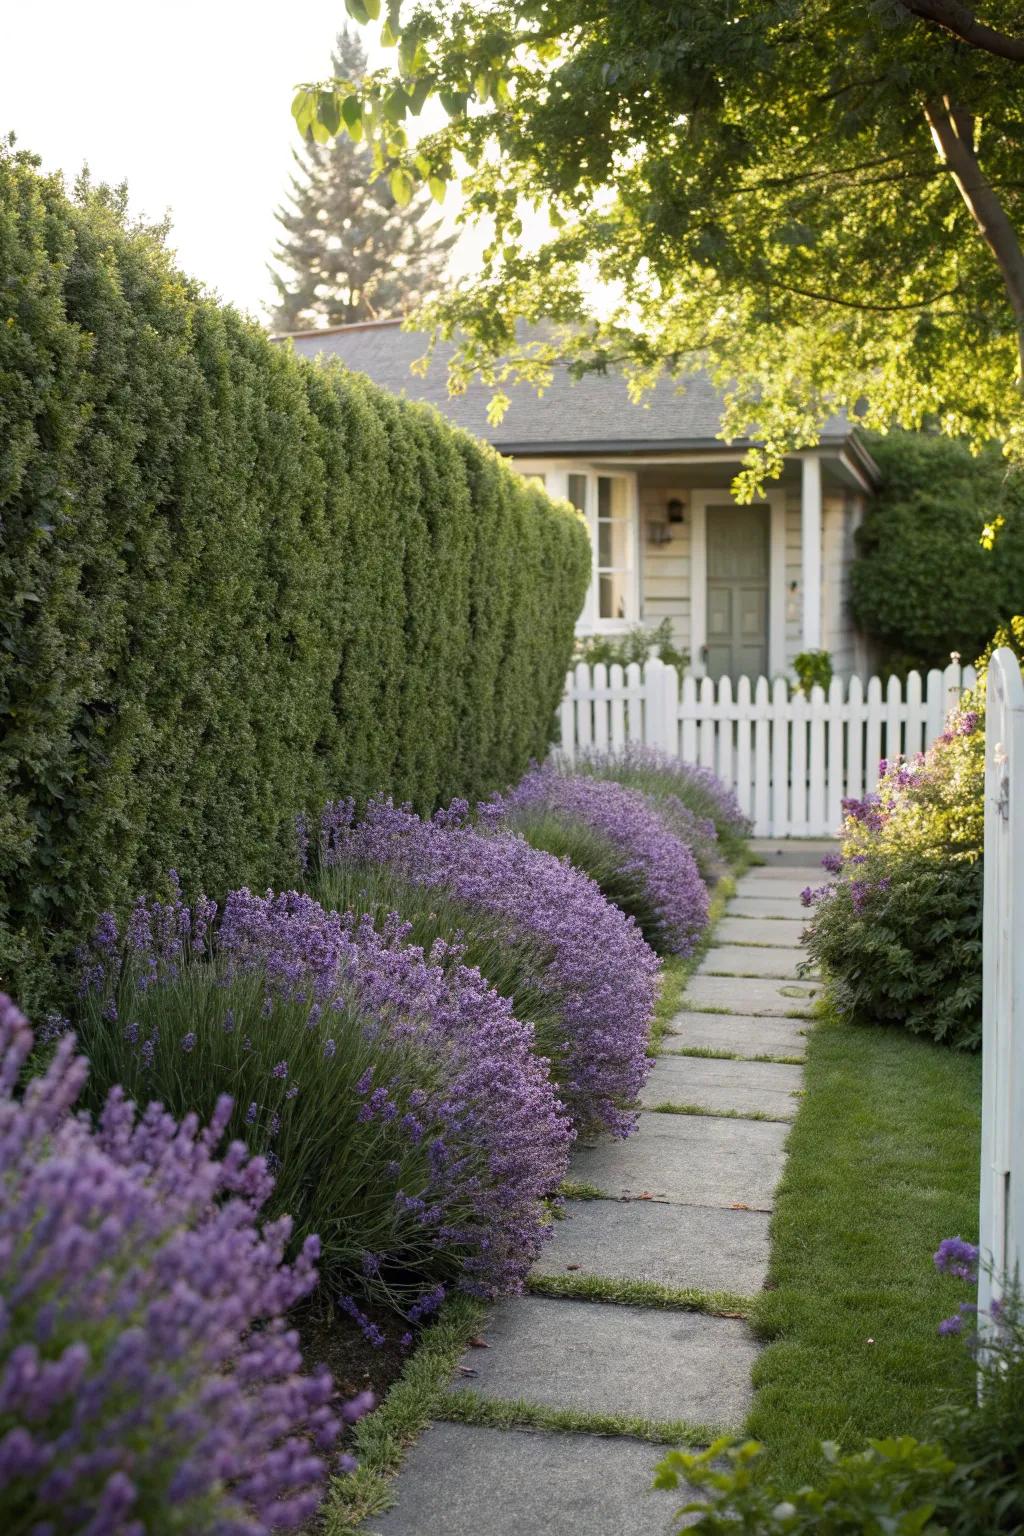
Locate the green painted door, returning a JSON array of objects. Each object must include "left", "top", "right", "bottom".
[{"left": 705, "top": 505, "right": 770, "bottom": 682}]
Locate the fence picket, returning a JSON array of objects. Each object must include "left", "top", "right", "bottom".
[
  {"left": 735, "top": 675, "right": 752, "bottom": 819},
  {"left": 559, "top": 661, "right": 968, "bottom": 836},
  {"left": 826, "top": 676, "right": 845, "bottom": 833},
  {"left": 753, "top": 676, "right": 771, "bottom": 835},
  {"left": 592, "top": 663, "right": 609, "bottom": 749}
]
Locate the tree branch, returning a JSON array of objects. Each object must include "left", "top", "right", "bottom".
[
  {"left": 902, "top": 1, "right": 1024, "bottom": 62},
  {"left": 924, "top": 96, "right": 1024, "bottom": 379},
  {"left": 768, "top": 278, "right": 961, "bottom": 312}
]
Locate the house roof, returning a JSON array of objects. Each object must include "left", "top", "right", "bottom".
[{"left": 278, "top": 318, "right": 874, "bottom": 477}]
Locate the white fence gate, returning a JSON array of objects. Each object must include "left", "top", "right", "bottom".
[
  {"left": 559, "top": 657, "right": 976, "bottom": 837},
  {"left": 979, "top": 647, "right": 1024, "bottom": 1323}
]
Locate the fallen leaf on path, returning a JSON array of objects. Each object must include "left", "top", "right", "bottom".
[{"left": 467, "top": 1336, "right": 490, "bottom": 1349}]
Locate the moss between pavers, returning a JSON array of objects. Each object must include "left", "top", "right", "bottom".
[{"left": 526, "top": 1271, "right": 754, "bottom": 1316}]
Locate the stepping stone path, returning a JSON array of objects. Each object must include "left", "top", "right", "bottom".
[{"left": 363, "top": 838, "right": 833, "bottom": 1535}]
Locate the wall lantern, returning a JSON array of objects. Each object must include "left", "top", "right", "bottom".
[{"left": 666, "top": 497, "right": 686, "bottom": 524}]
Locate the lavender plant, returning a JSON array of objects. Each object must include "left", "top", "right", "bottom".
[
  {"left": 0, "top": 991, "right": 351, "bottom": 1536},
  {"left": 312, "top": 798, "right": 658, "bottom": 1136},
  {"left": 571, "top": 743, "right": 752, "bottom": 859},
  {"left": 493, "top": 764, "right": 710, "bottom": 957},
  {"left": 76, "top": 883, "right": 573, "bottom": 1315}
]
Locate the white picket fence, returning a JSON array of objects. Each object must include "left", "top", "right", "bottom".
[
  {"left": 979, "top": 647, "right": 1024, "bottom": 1327},
  {"left": 559, "top": 657, "right": 976, "bottom": 837}
]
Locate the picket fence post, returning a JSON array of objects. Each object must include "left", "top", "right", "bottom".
[
  {"left": 558, "top": 660, "right": 974, "bottom": 837},
  {"left": 979, "top": 648, "right": 1024, "bottom": 1331}
]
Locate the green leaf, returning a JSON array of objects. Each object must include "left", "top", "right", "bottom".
[
  {"left": 407, "top": 77, "right": 433, "bottom": 116},
  {"left": 428, "top": 175, "right": 447, "bottom": 204},
  {"left": 389, "top": 167, "right": 415, "bottom": 207},
  {"left": 382, "top": 85, "right": 409, "bottom": 124},
  {"left": 317, "top": 90, "right": 343, "bottom": 137},
  {"left": 345, "top": 0, "right": 370, "bottom": 23},
  {"left": 439, "top": 90, "right": 468, "bottom": 118}
]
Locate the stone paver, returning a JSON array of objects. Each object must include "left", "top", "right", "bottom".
[
  {"left": 749, "top": 838, "right": 837, "bottom": 870},
  {"left": 641, "top": 1053, "right": 803, "bottom": 1119},
  {"left": 716, "top": 915, "right": 808, "bottom": 946},
  {"left": 685, "top": 973, "right": 821, "bottom": 1017},
  {"left": 533, "top": 1198, "right": 772, "bottom": 1293},
  {"left": 728, "top": 896, "right": 808, "bottom": 919},
  {"left": 571, "top": 1112, "right": 788, "bottom": 1208},
  {"left": 666, "top": 1010, "right": 808, "bottom": 1059},
  {"left": 451, "top": 1297, "right": 758, "bottom": 1427},
  {"left": 367, "top": 1422, "right": 696, "bottom": 1536},
  {"left": 735, "top": 875, "right": 815, "bottom": 901},
  {"left": 700, "top": 944, "right": 815, "bottom": 980}
]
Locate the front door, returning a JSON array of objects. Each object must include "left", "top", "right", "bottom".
[{"left": 705, "top": 504, "right": 770, "bottom": 682}]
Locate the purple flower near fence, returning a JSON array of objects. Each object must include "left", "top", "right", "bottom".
[
  {"left": 0, "top": 992, "right": 365, "bottom": 1535},
  {"left": 495, "top": 763, "right": 710, "bottom": 957},
  {"left": 318, "top": 798, "right": 658, "bottom": 1136},
  {"left": 575, "top": 743, "right": 752, "bottom": 840}
]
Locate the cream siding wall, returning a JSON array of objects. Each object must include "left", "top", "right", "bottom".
[
  {"left": 639, "top": 481, "right": 692, "bottom": 657},
  {"left": 784, "top": 490, "right": 803, "bottom": 672}
]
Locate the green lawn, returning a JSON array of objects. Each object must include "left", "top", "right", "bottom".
[{"left": 749, "top": 1009, "right": 982, "bottom": 1483}]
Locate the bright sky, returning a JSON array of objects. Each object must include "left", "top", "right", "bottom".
[{"left": 1, "top": 0, "right": 475, "bottom": 323}]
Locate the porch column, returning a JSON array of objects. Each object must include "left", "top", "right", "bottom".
[{"left": 801, "top": 454, "right": 823, "bottom": 652}]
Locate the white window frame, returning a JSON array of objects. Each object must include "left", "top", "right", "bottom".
[{"left": 512, "top": 458, "right": 641, "bottom": 635}]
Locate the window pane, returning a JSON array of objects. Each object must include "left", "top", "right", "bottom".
[
  {"left": 568, "top": 473, "right": 587, "bottom": 512},
  {"left": 598, "top": 516, "right": 629, "bottom": 569},
  {"left": 599, "top": 571, "right": 629, "bottom": 620},
  {"left": 598, "top": 476, "right": 611, "bottom": 518}
]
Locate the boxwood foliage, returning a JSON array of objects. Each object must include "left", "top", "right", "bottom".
[
  {"left": 850, "top": 430, "right": 1024, "bottom": 675},
  {"left": 0, "top": 147, "right": 590, "bottom": 1005}
]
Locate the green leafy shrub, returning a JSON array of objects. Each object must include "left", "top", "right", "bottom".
[
  {"left": 574, "top": 617, "right": 688, "bottom": 672},
  {"left": 0, "top": 145, "right": 590, "bottom": 1007},
  {"left": 792, "top": 649, "right": 833, "bottom": 695},
  {"left": 850, "top": 431, "right": 1024, "bottom": 675},
  {"left": 803, "top": 622, "right": 1024, "bottom": 1048}
]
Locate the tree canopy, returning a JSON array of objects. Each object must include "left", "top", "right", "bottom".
[
  {"left": 270, "top": 27, "right": 452, "bottom": 331},
  {"left": 293, "top": 0, "right": 1024, "bottom": 493}
]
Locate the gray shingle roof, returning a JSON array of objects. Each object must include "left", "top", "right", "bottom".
[{"left": 280, "top": 319, "right": 856, "bottom": 455}]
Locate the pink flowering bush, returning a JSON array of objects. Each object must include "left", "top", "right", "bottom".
[
  {"left": 76, "top": 882, "right": 573, "bottom": 1317},
  {"left": 492, "top": 763, "right": 710, "bottom": 957},
  {"left": 312, "top": 797, "right": 658, "bottom": 1137},
  {"left": 0, "top": 992, "right": 355, "bottom": 1536}
]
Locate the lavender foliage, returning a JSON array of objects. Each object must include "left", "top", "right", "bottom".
[
  {"left": 77, "top": 887, "right": 573, "bottom": 1308},
  {"left": 571, "top": 743, "right": 752, "bottom": 854},
  {"left": 0, "top": 992, "right": 349, "bottom": 1536},
  {"left": 495, "top": 763, "right": 710, "bottom": 957},
  {"left": 316, "top": 797, "right": 658, "bottom": 1136}
]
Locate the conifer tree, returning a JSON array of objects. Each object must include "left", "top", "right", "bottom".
[{"left": 269, "top": 28, "right": 452, "bottom": 332}]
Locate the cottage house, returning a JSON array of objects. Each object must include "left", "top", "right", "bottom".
[{"left": 283, "top": 319, "right": 879, "bottom": 683}]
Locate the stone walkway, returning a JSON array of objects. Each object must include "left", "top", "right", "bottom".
[{"left": 366, "top": 839, "right": 833, "bottom": 1536}]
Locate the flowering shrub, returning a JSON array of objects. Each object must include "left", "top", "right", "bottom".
[
  {"left": 801, "top": 685, "right": 986, "bottom": 1046},
  {"left": 313, "top": 798, "right": 658, "bottom": 1136},
  {"left": 76, "top": 882, "right": 573, "bottom": 1313},
  {"left": 494, "top": 764, "right": 710, "bottom": 956},
  {"left": 572, "top": 744, "right": 752, "bottom": 860},
  {"left": 0, "top": 992, "right": 351, "bottom": 1536}
]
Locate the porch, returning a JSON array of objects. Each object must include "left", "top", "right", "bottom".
[{"left": 514, "top": 446, "right": 877, "bottom": 682}]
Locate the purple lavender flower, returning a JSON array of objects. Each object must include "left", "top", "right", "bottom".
[
  {"left": 0, "top": 993, "right": 352, "bottom": 1533},
  {"left": 181, "top": 1031, "right": 196, "bottom": 1053},
  {"left": 272, "top": 1060, "right": 289, "bottom": 1080},
  {"left": 934, "top": 1236, "right": 979, "bottom": 1282},
  {"left": 493, "top": 764, "right": 710, "bottom": 958},
  {"left": 317, "top": 797, "right": 658, "bottom": 1136}
]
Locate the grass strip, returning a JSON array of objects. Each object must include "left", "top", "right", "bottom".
[
  {"left": 320, "top": 1296, "right": 486, "bottom": 1534},
  {"left": 557, "top": 1178, "right": 609, "bottom": 1202},
  {"left": 662, "top": 1046, "right": 806, "bottom": 1067},
  {"left": 748, "top": 1007, "right": 982, "bottom": 1484},
  {"left": 649, "top": 1101, "right": 793, "bottom": 1124},
  {"left": 436, "top": 1388, "right": 721, "bottom": 1447},
  {"left": 526, "top": 1270, "right": 753, "bottom": 1315}
]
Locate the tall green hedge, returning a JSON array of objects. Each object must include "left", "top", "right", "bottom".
[
  {"left": 850, "top": 431, "right": 1024, "bottom": 675},
  {"left": 0, "top": 147, "right": 590, "bottom": 1006}
]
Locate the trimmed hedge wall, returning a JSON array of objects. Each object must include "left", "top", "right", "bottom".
[
  {"left": 0, "top": 148, "right": 590, "bottom": 1005},
  {"left": 850, "top": 431, "right": 1024, "bottom": 675}
]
